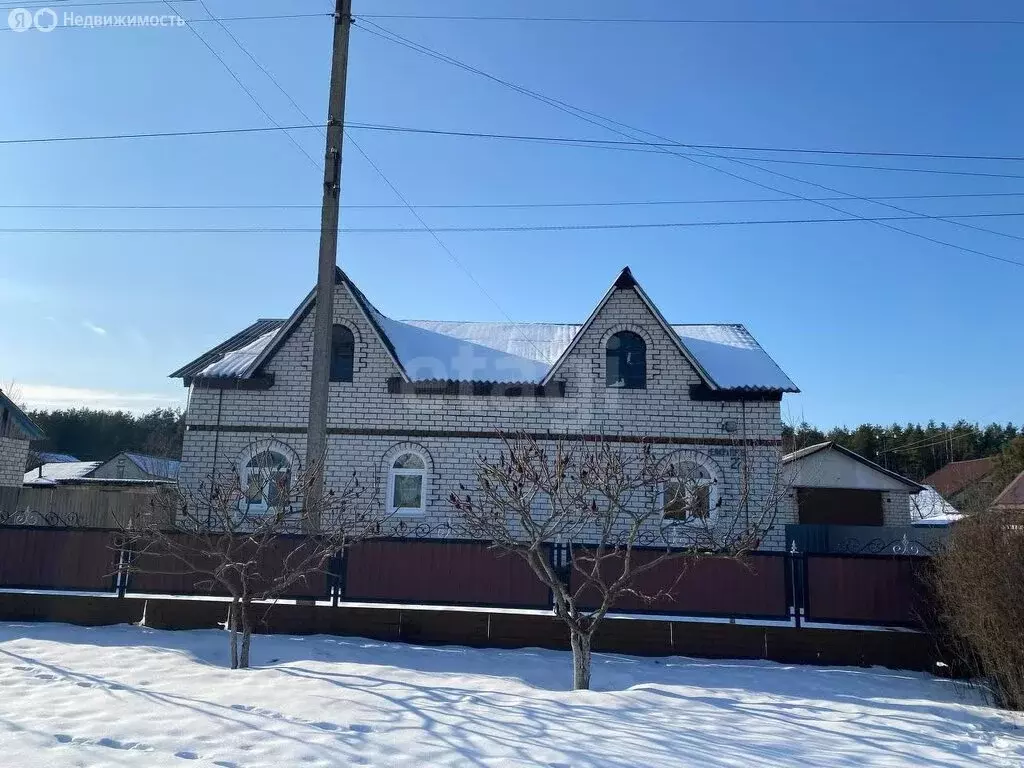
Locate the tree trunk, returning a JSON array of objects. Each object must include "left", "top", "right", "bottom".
[
  {"left": 228, "top": 599, "right": 239, "bottom": 670},
  {"left": 239, "top": 599, "right": 253, "bottom": 669},
  {"left": 570, "top": 629, "right": 592, "bottom": 691}
]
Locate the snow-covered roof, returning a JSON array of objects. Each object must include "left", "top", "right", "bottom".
[
  {"left": 200, "top": 330, "right": 279, "bottom": 378},
  {"left": 24, "top": 461, "right": 101, "bottom": 485},
  {"left": 123, "top": 452, "right": 180, "bottom": 480},
  {"left": 174, "top": 267, "right": 797, "bottom": 391},
  {"left": 402, "top": 321, "right": 797, "bottom": 391},
  {"left": 910, "top": 486, "right": 963, "bottom": 526},
  {"left": 372, "top": 313, "right": 550, "bottom": 384}
]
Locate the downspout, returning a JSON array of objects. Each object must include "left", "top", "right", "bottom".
[
  {"left": 742, "top": 400, "right": 750, "bottom": 532},
  {"left": 208, "top": 387, "right": 224, "bottom": 529}
]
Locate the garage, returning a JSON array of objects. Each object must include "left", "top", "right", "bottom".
[{"left": 783, "top": 441, "right": 923, "bottom": 528}]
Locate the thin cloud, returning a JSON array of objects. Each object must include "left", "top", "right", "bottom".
[
  {"left": 19, "top": 383, "right": 184, "bottom": 413},
  {"left": 82, "top": 321, "right": 108, "bottom": 336}
]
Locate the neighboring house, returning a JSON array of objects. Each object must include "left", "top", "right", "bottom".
[
  {"left": 172, "top": 267, "right": 804, "bottom": 550},
  {"left": 909, "top": 486, "right": 963, "bottom": 527},
  {"left": 992, "top": 470, "right": 1024, "bottom": 512},
  {"left": 26, "top": 451, "right": 80, "bottom": 471},
  {"left": 922, "top": 457, "right": 998, "bottom": 506},
  {"left": 782, "top": 442, "right": 923, "bottom": 527},
  {"left": 0, "top": 390, "right": 44, "bottom": 487},
  {"left": 90, "top": 452, "right": 180, "bottom": 482},
  {"left": 24, "top": 461, "right": 102, "bottom": 487}
]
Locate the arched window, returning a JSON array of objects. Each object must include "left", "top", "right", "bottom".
[
  {"left": 241, "top": 449, "right": 293, "bottom": 513},
  {"left": 330, "top": 324, "right": 354, "bottom": 382},
  {"left": 606, "top": 331, "right": 646, "bottom": 389},
  {"left": 388, "top": 451, "right": 427, "bottom": 515},
  {"left": 663, "top": 458, "right": 720, "bottom": 521}
]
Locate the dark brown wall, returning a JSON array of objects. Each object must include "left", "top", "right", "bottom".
[{"left": 798, "top": 488, "right": 884, "bottom": 525}]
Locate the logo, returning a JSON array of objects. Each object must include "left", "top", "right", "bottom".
[
  {"left": 34, "top": 8, "right": 57, "bottom": 31},
  {"left": 7, "top": 7, "right": 58, "bottom": 32}
]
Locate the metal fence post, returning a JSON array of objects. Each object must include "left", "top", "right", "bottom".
[
  {"left": 789, "top": 539, "right": 802, "bottom": 629},
  {"left": 331, "top": 548, "right": 346, "bottom": 607}
]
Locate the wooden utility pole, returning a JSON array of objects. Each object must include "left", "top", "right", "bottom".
[{"left": 306, "top": 0, "right": 353, "bottom": 511}]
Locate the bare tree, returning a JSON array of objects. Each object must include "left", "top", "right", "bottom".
[
  {"left": 931, "top": 505, "right": 1024, "bottom": 709},
  {"left": 120, "top": 448, "right": 383, "bottom": 669},
  {"left": 450, "top": 432, "right": 784, "bottom": 690}
]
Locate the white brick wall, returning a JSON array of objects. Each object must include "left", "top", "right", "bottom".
[
  {"left": 181, "top": 283, "right": 791, "bottom": 547},
  {"left": 0, "top": 437, "right": 28, "bottom": 487}
]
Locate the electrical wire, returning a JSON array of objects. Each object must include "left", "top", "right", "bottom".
[
  {"left": 4, "top": 210, "right": 1024, "bottom": 235},
  {"left": 7, "top": 191, "right": 1024, "bottom": 211},
  {"left": 162, "top": 0, "right": 321, "bottom": 171},
  {"left": 356, "top": 20, "right": 1024, "bottom": 269}
]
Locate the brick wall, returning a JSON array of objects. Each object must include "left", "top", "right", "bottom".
[
  {"left": 0, "top": 437, "right": 28, "bottom": 488},
  {"left": 181, "top": 283, "right": 791, "bottom": 548}
]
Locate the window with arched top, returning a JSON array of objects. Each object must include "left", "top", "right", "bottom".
[
  {"left": 606, "top": 330, "right": 646, "bottom": 389},
  {"left": 330, "top": 324, "right": 354, "bottom": 382},
  {"left": 388, "top": 451, "right": 427, "bottom": 515},
  {"left": 662, "top": 457, "right": 721, "bottom": 522},
  {"left": 241, "top": 449, "right": 293, "bottom": 513}
]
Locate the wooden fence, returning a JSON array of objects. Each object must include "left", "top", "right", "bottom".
[
  {"left": 0, "top": 486, "right": 172, "bottom": 529},
  {"left": 0, "top": 528, "right": 934, "bottom": 628}
]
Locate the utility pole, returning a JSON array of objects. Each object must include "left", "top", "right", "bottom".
[{"left": 306, "top": 0, "right": 353, "bottom": 512}]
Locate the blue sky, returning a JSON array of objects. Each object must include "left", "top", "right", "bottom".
[{"left": 1, "top": 0, "right": 1021, "bottom": 428}]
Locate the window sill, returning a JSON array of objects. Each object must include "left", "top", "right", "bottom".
[{"left": 391, "top": 509, "right": 426, "bottom": 518}]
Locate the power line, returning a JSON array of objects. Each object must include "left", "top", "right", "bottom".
[
  {"left": 0, "top": 123, "right": 324, "bottom": 145},
  {"left": 8, "top": 119, "right": 1024, "bottom": 184},
  {"left": 357, "top": 13, "right": 1024, "bottom": 25},
  {"left": 346, "top": 133, "right": 547, "bottom": 358},
  {"left": 346, "top": 122, "right": 1024, "bottom": 164},
  {"left": 162, "top": 0, "right": 320, "bottom": 170},
  {"left": 356, "top": 21, "right": 1024, "bottom": 269},
  {"left": 8, "top": 191, "right": 1024, "bottom": 211},
  {"left": 3, "top": 210, "right": 1024, "bottom": 237}
]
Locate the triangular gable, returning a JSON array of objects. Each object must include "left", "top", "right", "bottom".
[
  {"left": 0, "top": 389, "right": 44, "bottom": 441},
  {"left": 783, "top": 441, "right": 924, "bottom": 492},
  {"left": 244, "top": 268, "right": 411, "bottom": 382},
  {"left": 541, "top": 266, "right": 717, "bottom": 388}
]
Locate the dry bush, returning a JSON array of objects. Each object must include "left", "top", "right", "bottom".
[{"left": 932, "top": 508, "right": 1024, "bottom": 709}]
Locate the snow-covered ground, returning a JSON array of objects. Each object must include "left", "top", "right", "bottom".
[{"left": 0, "top": 622, "right": 1019, "bottom": 767}]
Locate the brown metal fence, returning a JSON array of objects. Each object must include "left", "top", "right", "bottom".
[
  {"left": 0, "top": 528, "right": 933, "bottom": 628},
  {"left": 128, "top": 534, "right": 330, "bottom": 599},
  {"left": 803, "top": 555, "right": 931, "bottom": 626},
  {"left": 0, "top": 528, "right": 121, "bottom": 591},
  {"left": 343, "top": 540, "right": 551, "bottom": 608},
  {"left": 568, "top": 550, "right": 790, "bottom": 619}
]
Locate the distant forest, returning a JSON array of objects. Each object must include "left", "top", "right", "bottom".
[
  {"left": 25, "top": 408, "right": 1020, "bottom": 483},
  {"left": 784, "top": 421, "right": 1020, "bottom": 481},
  {"left": 28, "top": 408, "right": 185, "bottom": 462}
]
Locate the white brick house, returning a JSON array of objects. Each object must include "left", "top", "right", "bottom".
[
  {"left": 172, "top": 267, "right": 802, "bottom": 550},
  {"left": 0, "top": 390, "right": 44, "bottom": 487}
]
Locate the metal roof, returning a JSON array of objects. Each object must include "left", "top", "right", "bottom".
[
  {"left": 170, "top": 319, "right": 285, "bottom": 382},
  {"left": 24, "top": 461, "right": 101, "bottom": 485},
  {"left": 783, "top": 441, "right": 925, "bottom": 492},
  {"left": 123, "top": 452, "right": 180, "bottom": 480},
  {"left": 172, "top": 268, "right": 798, "bottom": 392}
]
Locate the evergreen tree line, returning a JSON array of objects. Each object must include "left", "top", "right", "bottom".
[
  {"left": 28, "top": 408, "right": 185, "bottom": 462},
  {"left": 784, "top": 421, "right": 1021, "bottom": 481}
]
